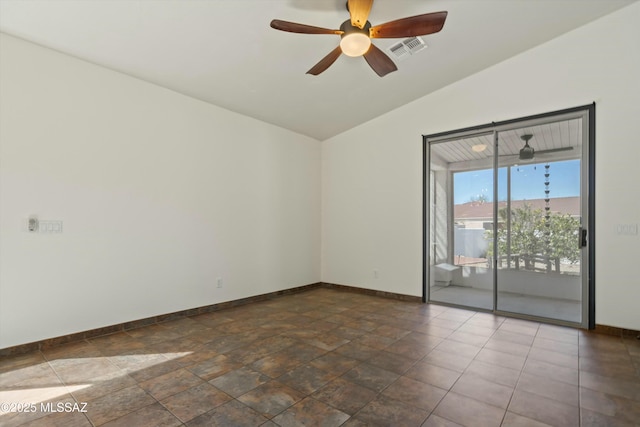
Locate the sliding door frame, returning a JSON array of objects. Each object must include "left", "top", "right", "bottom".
[{"left": 422, "top": 104, "right": 595, "bottom": 328}]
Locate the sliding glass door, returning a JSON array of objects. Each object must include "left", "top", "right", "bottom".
[
  {"left": 429, "top": 132, "right": 496, "bottom": 310},
  {"left": 424, "top": 106, "right": 592, "bottom": 327},
  {"left": 495, "top": 120, "right": 585, "bottom": 323}
]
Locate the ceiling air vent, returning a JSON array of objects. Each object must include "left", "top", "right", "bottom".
[{"left": 388, "top": 36, "right": 427, "bottom": 61}]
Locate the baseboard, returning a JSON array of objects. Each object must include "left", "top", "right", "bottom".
[
  {"left": 0, "top": 282, "right": 422, "bottom": 357},
  {"left": 320, "top": 282, "right": 422, "bottom": 303},
  {"left": 0, "top": 282, "right": 324, "bottom": 357},
  {"left": 592, "top": 324, "right": 640, "bottom": 338},
  {"left": 3, "top": 282, "right": 634, "bottom": 357}
]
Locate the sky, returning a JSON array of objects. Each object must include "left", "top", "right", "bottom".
[{"left": 454, "top": 159, "right": 580, "bottom": 204}]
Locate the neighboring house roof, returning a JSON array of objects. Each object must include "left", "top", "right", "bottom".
[{"left": 454, "top": 197, "right": 580, "bottom": 220}]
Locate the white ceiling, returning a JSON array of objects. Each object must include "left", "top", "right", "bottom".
[{"left": 0, "top": 0, "right": 635, "bottom": 140}]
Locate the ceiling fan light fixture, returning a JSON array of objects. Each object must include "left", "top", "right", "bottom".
[
  {"left": 340, "top": 33, "right": 371, "bottom": 56},
  {"left": 339, "top": 20, "right": 371, "bottom": 57}
]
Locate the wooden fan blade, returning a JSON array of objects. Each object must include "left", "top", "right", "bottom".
[
  {"left": 363, "top": 44, "right": 397, "bottom": 77},
  {"left": 307, "top": 46, "right": 343, "bottom": 75},
  {"left": 370, "top": 11, "right": 447, "bottom": 38},
  {"left": 348, "top": 0, "right": 374, "bottom": 29},
  {"left": 270, "top": 19, "right": 342, "bottom": 35}
]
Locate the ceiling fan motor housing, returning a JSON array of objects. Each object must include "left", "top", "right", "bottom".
[
  {"left": 340, "top": 19, "right": 371, "bottom": 34},
  {"left": 519, "top": 146, "right": 535, "bottom": 160},
  {"left": 519, "top": 134, "right": 535, "bottom": 160}
]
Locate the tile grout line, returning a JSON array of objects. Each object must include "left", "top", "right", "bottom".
[{"left": 418, "top": 310, "right": 508, "bottom": 426}]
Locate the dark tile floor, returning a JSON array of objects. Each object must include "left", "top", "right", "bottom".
[{"left": 1, "top": 288, "right": 639, "bottom": 426}]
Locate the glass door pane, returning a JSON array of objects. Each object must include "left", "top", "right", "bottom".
[
  {"left": 495, "top": 120, "right": 583, "bottom": 323},
  {"left": 429, "top": 134, "right": 494, "bottom": 310}
]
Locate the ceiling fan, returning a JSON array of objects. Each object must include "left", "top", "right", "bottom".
[
  {"left": 270, "top": 0, "right": 448, "bottom": 77},
  {"left": 507, "top": 134, "right": 574, "bottom": 161}
]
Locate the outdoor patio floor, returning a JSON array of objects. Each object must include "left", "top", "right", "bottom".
[{"left": 431, "top": 285, "right": 582, "bottom": 323}]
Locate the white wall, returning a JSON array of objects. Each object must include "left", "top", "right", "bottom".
[
  {"left": 0, "top": 34, "right": 321, "bottom": 349},
  {"left": 322, "top": 3, "right": 640, "bottom": 330}
]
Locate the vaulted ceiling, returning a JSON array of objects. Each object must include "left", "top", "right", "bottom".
[{"left": 0, "top": 0, "right": 635, "bottom": 140}]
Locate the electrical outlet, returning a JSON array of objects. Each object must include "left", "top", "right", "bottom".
[
  {"left": 373, "top": 269, "right": 379, "bottom": 279},
  {"left": 217, "top": 278, "right": 223, "bottom": 288}
]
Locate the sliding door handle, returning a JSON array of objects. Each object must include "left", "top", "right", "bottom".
[{"left": 579, "top": 228, "right": 588, "bottom": 248}]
